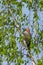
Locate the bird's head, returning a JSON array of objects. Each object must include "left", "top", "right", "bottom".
[
  {"left": 25, "top": 28, "right": 30, "bottom": 33},
  {"left": 24, "top": 28, "right": 30, "bottom": 35}
]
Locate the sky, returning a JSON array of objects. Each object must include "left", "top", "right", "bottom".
[{"left": 0, "top": 1, "right": 43, "bottom": 65}]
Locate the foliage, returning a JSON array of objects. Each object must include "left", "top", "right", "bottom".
[{"left": 0, "top": 0, "right": 43, "bottom": 65}]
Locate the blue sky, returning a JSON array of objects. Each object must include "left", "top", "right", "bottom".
[{"left": 0, "top": 1, "right": 43, "bottom": 65}]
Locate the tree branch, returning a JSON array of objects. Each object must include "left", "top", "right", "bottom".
[{"left": 27, "top": 48, "right": 37, "bottom": 65}]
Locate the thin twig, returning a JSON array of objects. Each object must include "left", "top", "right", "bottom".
[{"left": 27, "top": 48, "right": 37, "bottom": 65}]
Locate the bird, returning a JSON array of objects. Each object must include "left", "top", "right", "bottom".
[
  {"left": 23, "top": 28, "right": 36, "bottom": 65},
  {"left": 23, "top": 28, "right": 31, "bottom": 53}
]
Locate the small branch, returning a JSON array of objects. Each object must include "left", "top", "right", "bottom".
[
  {"left": 9, "top": 8, "right": 19, "bottom": 28},
  {"left": 23, "top": 40, "right": 37, "bottom": 65},
  {"left": 27, "top": 49, "right": 37, "bottom": 65}
]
